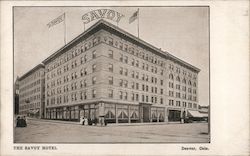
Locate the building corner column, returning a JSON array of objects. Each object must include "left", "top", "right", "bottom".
[{"left": 128, "top": 105, "right": 131, "bottom": 123}]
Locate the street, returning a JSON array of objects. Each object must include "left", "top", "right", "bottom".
[{"left": 14, "top": 119, "right": 209, "bottom": 143}]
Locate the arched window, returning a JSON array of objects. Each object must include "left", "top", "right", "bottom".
[
  {"left": 193, "top": 82, "right": 196, "bottom": 87},
  {"left": 188, "top": 80, "right": 192, "bottom": 86},
  {"left": 169, "top": 74, "right": 173, "bottom": 80},
  {"left": 176, "top": 76, "right": 180, "bottom": 82},
  {"left": 182, "top": 78, "right": 186, "bottom": 84}
]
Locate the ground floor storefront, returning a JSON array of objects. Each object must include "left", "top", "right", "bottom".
[{"left": 44, "top": 102, "right": 166, "bottom": 124}]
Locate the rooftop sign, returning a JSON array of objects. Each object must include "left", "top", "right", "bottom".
[{"left": 82, "top": 9, "right": 124, "bottom": 24}]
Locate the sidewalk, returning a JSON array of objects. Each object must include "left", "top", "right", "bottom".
[{"left": 28, "top": 117, "right": 182, "bottom": 127}]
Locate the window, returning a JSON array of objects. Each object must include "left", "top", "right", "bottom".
[
  {"left": 124, "top": 56, "right": 128, "bottom": 64},
  {"left": 176, "top": 92, "right": 181, "bottom": 98},
  {"left": 176, "top": 76, "right": 180, "bottom": 82},
  {"left": 119, "top": 42, "right": 123, "bottom": 50},
  {"left": 161, "top": 89, "right": 163, "bottom": 94},
  {"left": 169, "top": 100, "right": 174, "bottom": 106},
  {"left": 131, "top": 82, "right": 135, "bottom": 89},
  {"left": 182, "top": 78, "right": 186, "bottom": 84},
  {"left": 108, "top": 76, "right": 113, "bottom": 85},
  {"left": 119, "top": 54, "right": 123, "bottom": 62},
  {"left": 84, "top": 68, "right": 87, "bottom": 75},
  {"left": 193, "top": 82, "right": 196, "bottom": 87},
  {"left": 169, "top": 82, "right": 174, "bottom": 88},
  {"left": 136, "top": 60, "right": 139, "bottom": 67},
  {"left": 124, "top": 69, "right": 128, "bottom": 76},
  {"left": 182, "top": 93, "right": 186, "bottom": 99},
  {"left": 160, "top": 98, "right": 163, "bottom": 104},
  {"left": 136, "top": 72, "right": 139, "bottom": 79},
  {"left": 124, "top": 44, "right": 128, "bottom": 51},
  {"left": 142, "top": 95, "right": 145, "bottom": 102},
  {"left": 92, "top": 77, "right": 96, "bottom": 85},
  {"left": 142, "top": 63, "right": 145, "bottom": 70},
  {"left": 92, "top": 51, "right": 96, "bottom": 59},
  {"left": 84, "top": 80, "right": 87, "bottom": 87},
  {"left": 108, "top": 64, "right": 113, "bottom": 72},
  {"left": 160, "top": 70, "right": 163, "bottom": 75},
  {"left": 169, "top": 74, "right": 173, "bottom": 80},
  {"left": 109, "top": 37, "right": 113, "bottom": 45},
  {"left": 183, "top": 102, "right": 187, "bottom": 107},
  {"left": 182, "top": 86, "right": 186, "bottom": 91},
  {"left": 124, "top": 80, "right": 128, "bottom": 88},
  {"left": 176, "top": 84, "right": 180, "bottom": 90},
  {"left": 108, "top": 89, "right": 113, "bottom": 98},
  {"left": 188, "top": 103, "right": 192, "bottom": 108},
  {"left": 136, "top": 83, "right": 139, "bottom": 90},
  {"left": 119, "top": 79, "right": 123, "bottom": 87},
  {"left": 108, "top": 50, "right": 113, "bottom": 58},
  {"left": 84, "top": 55, "right": 87, "bottom": 62},
  {"left": 81, "top": 46, "right": 84, "bottom": 53},
  {"left": 119, "top": 67, "right": 123, "bottom": 75},
  {"left": 119, "top": 91, "right": 123, "bottom": 99},
  {"left": 131, "top": 93, "right": 135, "bottom": 101},
  {"left": 92, "top": 64, "right": 96, "bottom": 72},
  {"left": 131, "top": 71, "right": 135, "bottom": 78},
  {"left": 193, "top": 103, "right": 197, "bottom": 108},
  {"left": 84, "top": 91, "right": 87, "bottom": 99},
  {"left": 124, "top": 92, "right": 128, "bottom": 100},
  {"left": 136, "top": 94, "right": 139, "bottom": 101},
  {"left": 176, "top": 101, "right": 181, "bottom": 107},
  {"left": 131, "top": 59, "right": 135, "bottom": 66},
  {"left": 155, "top": 67, "right": 157, "bottom": 73},
  {"left": 193, "top": 89, "right": 196, "bottom": 94},
  {"left": 160, "top": 80, "right": 163, "bottom": 85},
  {"left": 92, "top": 90, "right": 96, "bottom": 98},
  {"left": 93, "top": 37, "right": 99, "bottom": 45},
  {"left": 188, "top": 80, "right": 192, "bottom": 86}
]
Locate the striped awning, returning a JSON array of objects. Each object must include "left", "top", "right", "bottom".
[{"left": 187, "top": 110, "right": 205, "bottom": 118}]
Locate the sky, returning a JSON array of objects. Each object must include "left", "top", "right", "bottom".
[{"left": 14, "top": 7, "right": 209, "bottom": 106}]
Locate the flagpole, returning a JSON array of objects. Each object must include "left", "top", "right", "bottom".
[
  {"left": 64, "top": 12, "right": 66, "bottom": 45},
  {"left": 137, "top": 8, "right": 139, "bottom": 38}
]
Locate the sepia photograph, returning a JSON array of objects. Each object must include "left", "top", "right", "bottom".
[{"left": 13, "top": 6, "right": 210, "bottom": 143}]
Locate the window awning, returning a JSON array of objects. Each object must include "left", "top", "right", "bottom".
[
  {"left": 187, "top": 110, "right": 205, "bottom": 118},
  {"left": 33, "top": 109, "right": 39, "bottom": 114},
  {"left": 29, "top": 109, "right": 39, "bottom": 114}
]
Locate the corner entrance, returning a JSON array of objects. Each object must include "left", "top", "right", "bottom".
[
  {"left": 168, "top": 110, "right": 181, "bottom": 122},
  {"left": 139, "top": 103, "right": 152, "bottom": 123}
]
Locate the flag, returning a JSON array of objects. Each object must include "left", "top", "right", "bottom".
[
  {"left": 47, "top": 13, "right": 65, "bottom": 28},
  {"left": 129, "top": 10, "right": 139, "bottom": 24}
]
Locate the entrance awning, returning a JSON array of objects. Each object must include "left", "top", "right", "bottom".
[{"left": 187, "top": 110, "right": 205, "bottom": 118}]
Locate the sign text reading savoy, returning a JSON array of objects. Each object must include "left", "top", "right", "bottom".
[{"left": 82, "top": 9, "right": 124, "bottom": 24}]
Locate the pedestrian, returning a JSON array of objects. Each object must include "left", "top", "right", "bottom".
[
  {"left": 19, "top": 116, "right": 27, "bottom": 127},
  {"left": 104, "top": 118, "right": 107, "bottom": 126},
  {"left": 84, "top": 117, "right": 88, "bottom": 125},
  {"left": 80, "top": 116, "right": 85, "bottom": 125},
  {"left": 16, "top": 116, "right": 21, "bottom": 127}
]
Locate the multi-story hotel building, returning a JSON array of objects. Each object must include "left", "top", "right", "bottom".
[
  {"left": 41, "top": 20, "right": 200, "bottom": 123},
  {"left": 18, "top": 64, "right": 45, "bottom": 118}
]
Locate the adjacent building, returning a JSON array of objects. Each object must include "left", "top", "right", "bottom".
[
  {"left": 41, "top": 19, "right": 200, "bottom": 123},
  {"left": 14, "top": 77, "right": 20, "bottom": 115},
  {"left": 18, "top": 64, "right": 45, "bottom": 118}
]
